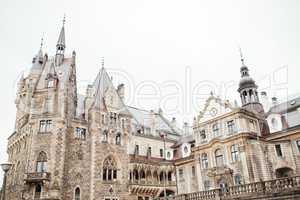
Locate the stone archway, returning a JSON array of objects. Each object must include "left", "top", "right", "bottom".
[{"left": 275, "top": 167, "right": 293, "bottom": 178}]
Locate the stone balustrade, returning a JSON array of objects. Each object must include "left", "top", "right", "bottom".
[{"left": 154, "top": 175, "right": 300, "bottom": 200}]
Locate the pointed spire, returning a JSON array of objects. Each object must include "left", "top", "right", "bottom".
[
  {"left": 55, "top": 15, "right": 66, "bottom": 65},
  {"left": 101, "top": 57, "right": 105, "bottom": 69},
  {"left": 56, "top": 15, "right": 66, "bottom": 51}
]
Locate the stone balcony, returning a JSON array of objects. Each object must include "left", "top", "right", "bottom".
[{"left": 24, "top": 172, "right": 51, "bottom": 183}]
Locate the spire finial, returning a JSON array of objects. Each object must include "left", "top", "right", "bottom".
[
  {"left": 239, "top": 46, "right": 245, "bottom": 65},
  {"left": 40, "top": 36, "right": 44, "bottom": 50},
  {"left": 63, "top": 14, "right": 66, "bottom": 26},
  {"left": 101, "top": 57, "right": 105, "bottom": 68}
]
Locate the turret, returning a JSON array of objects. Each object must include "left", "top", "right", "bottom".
[
  {"left": 30, "top": 38, "right": 44, "bottom": 76},
  {"left": 237, "top": 48, "right": 264, "bottom": 115},
  {"left": 55, "top": 16, "right": 66, "bottom": 66}
]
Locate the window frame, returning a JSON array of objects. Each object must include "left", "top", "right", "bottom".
[
  {"left": 231, "top": 144, "right": 239, "bottom": 162},
  {"left": 201, "top": 153, "right": 209, "bottom": 169},
  {"left": 275, "top": 144, "right": 283, "bottom": 157}
]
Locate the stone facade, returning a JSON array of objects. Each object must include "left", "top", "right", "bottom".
[{"left": 3, "top": 20, "right": 300, "bottom": 200}]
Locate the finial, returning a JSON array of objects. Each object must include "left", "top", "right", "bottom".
[
  {"left": 239, "top": 46, "right": 245, "bottom": 65},
  {"left": 63, "top": 14, "right": 66, "bottom": 26},
  {"left": 40, "top": 36, "right": 44, "bottom": 50},
  {"left": 101, "top": 57, "right": 104, "bottom": 68}
]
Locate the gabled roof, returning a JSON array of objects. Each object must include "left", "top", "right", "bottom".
[
  {"left": 127, "top": 106, "right": 180, "bottom": 135},
  {"left": 268, "top": 97, "right": 300, "bottom": 114},
  {"left": 91, "top": 67, "right": 130, "bottom": 115}
]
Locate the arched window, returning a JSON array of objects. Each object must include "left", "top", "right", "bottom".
[
  {"left": 140, "top": 169, "right": 145, "bottom": 180},
  {"left": 34, "top": 184, "right": 42, "bottom": 199},
  {"left": 115, "top": 132, "right": 121, "bottom": 145},
  {"left": 102, "top": 156, "right": 117, "bottom": 181},
  {"left": 215, "top": 149, "right": 224, "bottom": 167},
  {"left": 167, "top": 171, "right": 172, "bottom": 181},
  {"left": 75, "top": 187, "right": 80, "bottom": 200},
  {"left": 231, "top": 144, "right": 239, "bottom": 162},
  {"left": 201, "top": 153, "right": 208, "bottom": 169},
  {"left": 36, "top": 151, "right": 47, "bottom": 172},
  {"left": 102, "top": 130, "right": 108, "bottom": 142}
]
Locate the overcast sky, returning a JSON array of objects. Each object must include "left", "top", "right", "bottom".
[{"left": 0, "top": 0, "right": 299, "bottom": 179}]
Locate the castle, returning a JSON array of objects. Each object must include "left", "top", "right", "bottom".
[{"left": 3, "top": 19, "right": 300, "bottom": 200}]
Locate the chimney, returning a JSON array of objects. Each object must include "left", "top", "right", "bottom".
[
  {"left": 272, "top": 97, "right": 278, "bottom": 106},
  {"left": 260, "top": 91, "right": 271, "bottom": 111},
  {"left": 117, "top": 83, "right": 125, "bottom": 100}
]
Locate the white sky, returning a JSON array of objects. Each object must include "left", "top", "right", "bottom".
[{"left": 0, "top": 0, "right": 300, "bottom": 179}]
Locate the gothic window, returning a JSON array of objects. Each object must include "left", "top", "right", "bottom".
[
  {"left": 34, "top": 184, "right": 42, "bottom": 199},
  {"left": 296, "top": 140, "right": 300, "bottom": 152},
  {"left": 102, "top": 130, "right": 108, "bottom": 142},
  {"left": 75, "top": 127, "right": 86, "bottom": 140},
  {"left": 231, "top": 144, "right": 239, "bottom": 162},
  {"left": 212, "top": 123, "right": 219, "bottom": 137},
  {"left": 75, "top": 187, "right": 80, "bottom": 200},
  {"left": 36, "top": 151, "right": 47, "bottom": 173},
  {"left": 215, "top": 149, "right": 224, "bottom": 167},
  {"left": 134, "top": 145, "right": 139, "bottom": 155},
  {"left": 184, "top": 146, "right": 188, "bottom": 153},
  {"left": 201, "top": 153, "right": 208, "bottom": 169},
  {"left": 140, "top": 170, "right": 145, "bottom": 179},
  {"left": 167, "top": 171, "right": 172, "bottom": 181},
  {"left": 115, "top": 133, "right": 121, "bottom": 145},
  {"left": 275, "top": 144, "right": 283, "bottom": 157},
  {"left": 227, "top": 120, "right": 235, "bottom": 134},
  {"left": 102, "top": 156, "right": 117, "bottom": 181},
  {"left": 39, "top": 120, "right": 52, "bottom": 133}
]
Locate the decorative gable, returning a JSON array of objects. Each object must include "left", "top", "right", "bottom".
[{"left": 197, "top": 95, "right": 235, "bottom": 124}]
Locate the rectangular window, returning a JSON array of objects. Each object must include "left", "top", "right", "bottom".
[
  {"left": 135, "top": 145, "right": 139, "bottom": 155},
  {"left": 296, "top": 140, "right": 300, "bottom": 152},
  {"left": 212, "top": 123, "right": 219, "bottom": 137},
  {"left": 75, "top": 127, "right": 86, "bottom": 140},
  {"left": 275, "top": 144, "right": 283, "bottom": 157},
  {"left": 227, "top": 120, "right": 235, "bottom": 134},
  {"left": 191, "top": 166, "right": 195, "bottom": 177},
  {"left": 160, "top": 149, "right": 164, "bottom": 158},
  {"left": 36, "top": 161, "right": 46, "bottom": 172},
  {"left": 231, "top": 144, "right": 239, "bottom": 162},
  {"left": 147, "top": 147, "right": 152, "bottom": 157},
  {"left": 178, "top": 169, "right": 184, "bottom": 179},
  {"left": 39, "top": 120, "right": 52, "bottom": 133}
]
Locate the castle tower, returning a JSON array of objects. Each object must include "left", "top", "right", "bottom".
[{"left": 237, "top": 49, "right": 264, "bottom": 115}]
